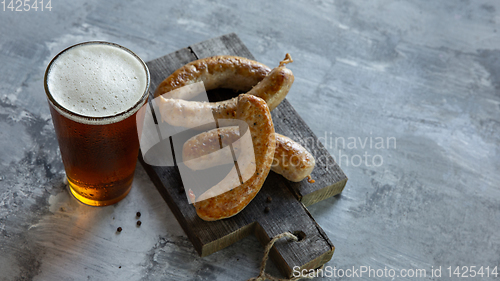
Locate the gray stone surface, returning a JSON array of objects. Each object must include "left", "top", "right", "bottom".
[{"left": 1, "top": 0, "right": 499, "bottom": 280}]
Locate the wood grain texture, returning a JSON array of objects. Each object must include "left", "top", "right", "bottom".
[
  {"left": 146, "top": 48, "right": 197, "bottom": 100},
  {"left": 189, "top": 33, "right": 348, "bottom": 206},
  {"left": 141, "top": 160, "right": 334, "bottom": 277},
  {"left": 139, "top": 33, "right": 342, "bottom": 277}
]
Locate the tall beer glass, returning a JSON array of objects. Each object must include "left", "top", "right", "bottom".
[{"left": 44, "top": 42, "right": 150, "bottom": 206}]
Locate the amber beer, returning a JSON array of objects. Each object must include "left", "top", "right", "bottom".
[{"left": 44, "top": 42, "right": 150, "bottom": 206}]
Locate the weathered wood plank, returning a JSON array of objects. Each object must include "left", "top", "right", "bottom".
[
  {"left": 270, "top": 100, "right": 348, "bottom": 206},
  {"left": 139, "top": 33, "right": 342, "bottom": 278},
  {"left": 190, "top": 33, "right": 348, "bottom": 206},
  {"left": 140, "top": 154, "right": 334, "bottom": 277},
  {"left": 146, "top": 48, "right": 197, "bottom": 100},
  {"left": 189, "top": 33, "right": 255, "bottom": 60}
]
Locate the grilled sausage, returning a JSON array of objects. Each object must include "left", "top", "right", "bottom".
[
  {"left": 155, "top": 56, "right": 271, "bottom": 98},
  {"left": 183, "top": 127, "right": 315, "bottom": 182},
  {"left": 155, "top": 54, "right": 294, "bottom": 128},
  {"left": 193, "top": 94, "right": 275, "bottom": 221}
]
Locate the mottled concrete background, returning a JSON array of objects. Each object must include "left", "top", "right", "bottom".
[{"left": 1, "top": 0, "right": 499, "bottom": 280}]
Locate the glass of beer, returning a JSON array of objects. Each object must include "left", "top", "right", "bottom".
[{"left": 44, "top": 41, "right": 150, "bottom": 206}]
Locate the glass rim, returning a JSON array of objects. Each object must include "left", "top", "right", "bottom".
[{"left": 44, "top": 41, "right": 150, "bottom": 125}]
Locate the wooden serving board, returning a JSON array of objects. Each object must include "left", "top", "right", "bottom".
[{"left": 139, "top": 33, "right": 348, "bottom": 278}]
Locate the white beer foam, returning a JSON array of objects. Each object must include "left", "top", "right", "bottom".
[{"left": 47, "top": 43, "right": 147, "bottom": 123}]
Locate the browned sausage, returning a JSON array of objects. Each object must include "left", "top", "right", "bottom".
[
  {"left": 193, "top": 94, "right": 275, "bottom": 221},
  {"left": 155, "top": 55, "right": 294, "bottom": 128},
  {"left": 183, "top": 127, "right": 315, "bottom": 182},
  {"left": 155, "top": 56, "right": 271, "bottom": 97},
  {"left": 272, "top": 134, "right": 315, "bottom": 182}
]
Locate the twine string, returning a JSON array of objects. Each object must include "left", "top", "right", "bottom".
[{"left": 246, "top": 232, "right": 323, "bottom": 281}]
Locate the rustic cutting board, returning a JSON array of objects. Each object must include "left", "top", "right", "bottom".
[{"left": 139, "top": 33, "right": 348, "bottom": 278}]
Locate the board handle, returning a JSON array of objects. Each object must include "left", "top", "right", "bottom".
[
  {"left": 250, "top": 174, "right": 335, "bottom": 278},
  {"left": 254, "top": 221, "right": 334, "bottom": 278}
]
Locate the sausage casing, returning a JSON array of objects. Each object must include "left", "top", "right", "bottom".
[{"left": 183, "top": 127, "right": 315, "bottom": 182}]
